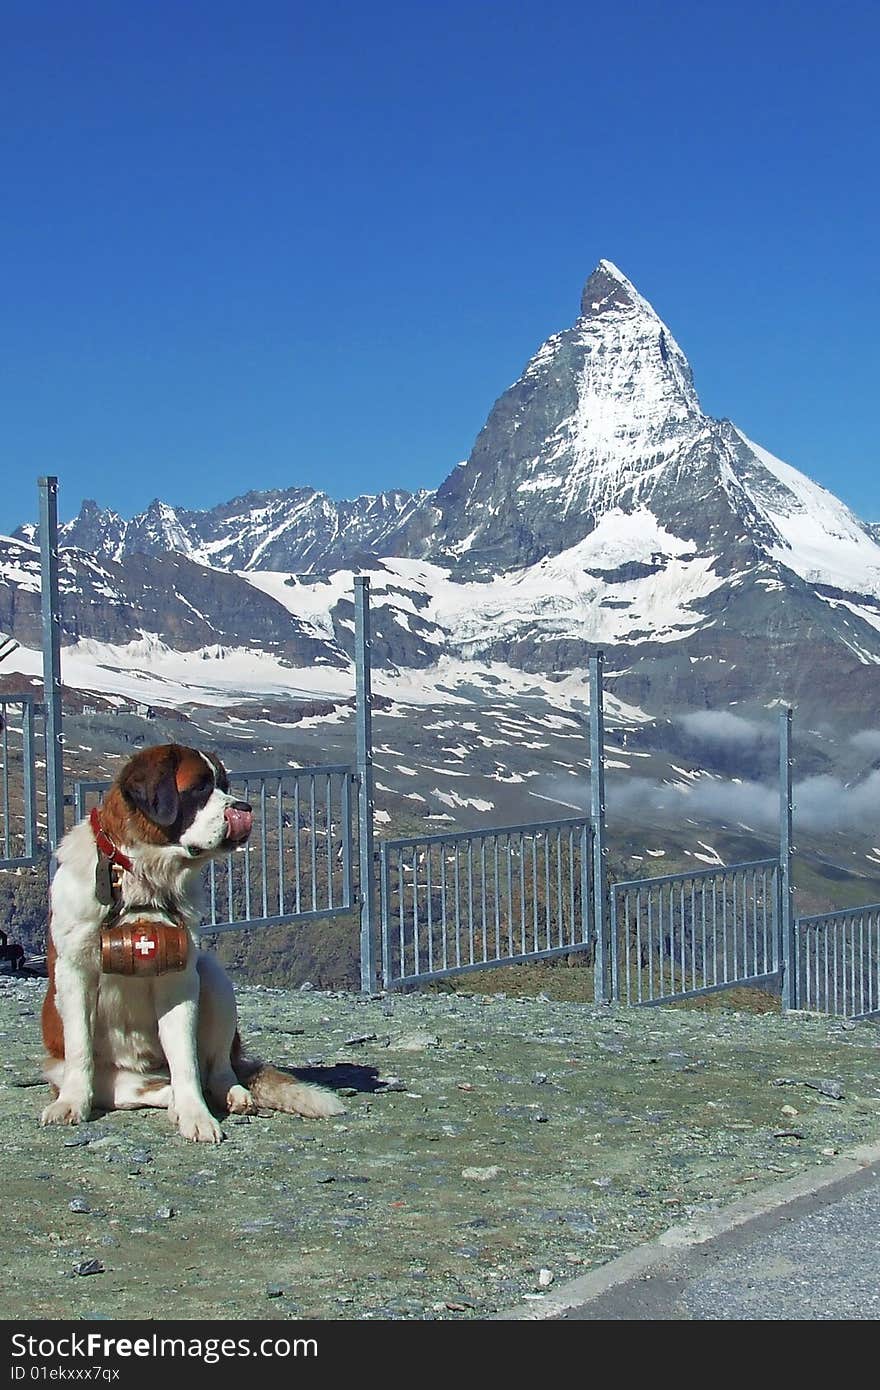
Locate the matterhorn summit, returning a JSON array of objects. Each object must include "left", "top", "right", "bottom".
[{"left": 428, "top": 258, "right": 713, "bottom": 571}]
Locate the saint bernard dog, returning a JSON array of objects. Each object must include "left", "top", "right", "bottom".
[{"left": 41, "top": 743, "right": 344, "bottom": 1142}]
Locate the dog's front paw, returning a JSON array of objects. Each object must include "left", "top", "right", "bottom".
[
  {"left": 174, "top": 1104, "right": 224, "bottom": 1144},
  {"left": 41, "top": 1095, "right": 91, "bottom": 1127}
]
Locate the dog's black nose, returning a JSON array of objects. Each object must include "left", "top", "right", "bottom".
[{"left": 230, "top": 800, "right": 252, "bottom": 813}]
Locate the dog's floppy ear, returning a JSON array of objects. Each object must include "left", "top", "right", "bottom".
[{"left": 120, "top": 748, "right": 181, "bottom": 827}]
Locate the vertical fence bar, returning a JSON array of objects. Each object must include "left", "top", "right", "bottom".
[
  {"left": 567, "top": 829, "right": 575, "bottom": 946},
  {"left": 276, "top": 778, "right": 285, "bottom": 915},
  {"left": 519, "top": 836, "right": 526, "bottom": 954},
  {"left": 701, "top": 879, "right": 708, "bottom": 990},
  {"left": 493, "top": 838, "right": 501, "bottom": 958},
  {"left": 436, "top": 839, "right": 444, "bottom": 973},
  {"left": 354, "top": 576, "right": 378, "bottom": 993},
  {"left": 1, "top": 712, "right": 10, "bottom": 858},
  {"left": 397, "top": 850, "right": 405, "bottom": 976},
  {"left": 467, "top": 839, "right": 475, "bottom": 964},
  {"left": 530, "top": 835, "right": 538, "bottom": 952},
  {"left": 610, "top": 891, "right": 619, "bottom": 1001},
  {"left": 580, "top": 825, "right": 590, "bottom": 947},
  {"left": 293, "top": 781, "right": 301, "bottom": 913},
  {"left": 239, "top": 778, "right": 251, "bottom": 920},
  {"left": 341, "top": 772, "right": 353, "bottom": 908},
  {"left": 658, "top": 884, "right": 665, "bottom": 997},
  {"left": 779, "top": 708, "right": 796, "bottom": 1009},
  {"left": 259, "top": 781, "right": 268, "bottom": 920},
  {"left": 480, "top": 839, "right": 488, "bottom": 962},
  {"left": 325, "top": 773, "right": 333, "bottom": 911},
  {"left": 589, "top": 652, "right": 608, "bottom": 1002},
  {"left": 555, "top": 829, "right": 563, "bottom": 947},
  {"left": 647, "top": 891, "right": 654, "bottom": 999},
  {"left": 679, "top": 881, "right": 686, "bottom": 991},
  {"left": 412, "top": 844, "right": 420, "bottom": 976},
  {"left": 22, "top": 699, "right": 37, "bottom": 859},
  {"left": 306, "top": 775, "right": 315, "bottom": 911},
  {"left": 451, "top": 843, "right": 460, "bottom": 968},
  {"left": 507, "top": 834, "right": 515, "bottom": 957},
  {"left": 379, "top": 841, "right": 390, "bottom": 987},
  {"left": 39, "top": 477, "right": 65, "bottom": 853},
  {"left": 426, "top": 846, "right": 434, "bottom": 975}
]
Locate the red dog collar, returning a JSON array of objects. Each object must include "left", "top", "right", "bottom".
[{"left": 90, "top": 806, "right": 134, "bottom": 873}]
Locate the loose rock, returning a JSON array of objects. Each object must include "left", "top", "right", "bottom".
[{"left": 389, "top": 1031, "right": 440, "bottom": 1051}]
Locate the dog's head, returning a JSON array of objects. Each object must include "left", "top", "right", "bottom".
[{"left": 102, "top": 744, "right": 253, "bottom": 859}]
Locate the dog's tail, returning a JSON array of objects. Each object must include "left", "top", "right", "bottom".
[{"left": 232, "top": 1051, "right": 345, "bottom": 1119}]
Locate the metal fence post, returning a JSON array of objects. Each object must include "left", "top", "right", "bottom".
[
  {"left": 39, "top": 476, "right": 65, "bottom": 853},
  {"left": 589, "top": 652, "right": 609, "bottom": 1002},
  {"left": 354, "top": 577, "right": 378, "bottom": 993},
  {"left": 779, "top": 707, "right": 796, "bottom": 1009}
]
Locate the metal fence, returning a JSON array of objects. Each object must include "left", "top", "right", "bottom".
[
  {"left": 796, "top": 905, "right": 880, "bottom": 1020},
  {"left": 610, "top": 859, "right": 780, "bottom": 1005},
  {"left": 0, "top": 695, "right": 42, "bottom": 869},
  {"left": 379, "top": 815, "right": 593, "bottom": 988},
  {"left": 74, "top": 763, "right": 357, "bottom": 934}
]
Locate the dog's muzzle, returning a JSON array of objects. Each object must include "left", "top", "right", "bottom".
[{"left": 223, "top": 801, "right": 253, "bottom": 845}]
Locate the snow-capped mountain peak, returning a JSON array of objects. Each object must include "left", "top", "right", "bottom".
[
  {"left": 580, "top": 258, "right": 645, "bottom": 316},
  {"left": 6, "top": 260, "right": 880, "bottom": 733}
]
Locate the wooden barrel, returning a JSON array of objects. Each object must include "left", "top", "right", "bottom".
[{"left": 101, "top": 913, "right": 190, "bottom": 976}]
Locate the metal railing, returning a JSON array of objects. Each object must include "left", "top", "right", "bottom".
[
  {"left": 796, "top": 905, "right": 880, "bottom": 1019},
  {"left": 379, "top": 815, "right": 593, "bottom": 988},
  {"left": 0, "top": 696, "right": 41, "bottom": 868},
  {"left": 74, "top": 764, "right": 357, "bottom": 934},
  {"left": 610, "top": 859, "right": 780, "bottom": 1005}
]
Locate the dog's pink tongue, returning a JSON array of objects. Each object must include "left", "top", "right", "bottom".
[{"left": 224, "top": 806, "right": 253, "bottom": 842}]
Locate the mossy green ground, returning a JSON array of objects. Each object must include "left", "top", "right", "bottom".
[{"left": 2, "top": 972, "right": 878, "bottom": 1321}]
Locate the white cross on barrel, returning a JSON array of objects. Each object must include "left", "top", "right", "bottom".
[{"left": 135, "top": 934, "right": 157, "bottom": 957}]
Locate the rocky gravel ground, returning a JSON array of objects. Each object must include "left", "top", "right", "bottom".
[{"left": 2, "top": 972, "right": 879, "bottom": 1322}]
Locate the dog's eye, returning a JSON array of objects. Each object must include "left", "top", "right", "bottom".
[{"left": 184, "top": 782, "right": 214, "bottom": 807}]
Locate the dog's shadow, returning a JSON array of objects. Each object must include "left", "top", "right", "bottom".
[{"left": 287, "top": 1062, "right": 388, "bottom": 1095}]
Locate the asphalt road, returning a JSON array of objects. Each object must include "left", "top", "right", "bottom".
[{"left": 497, "top": 1143, "right": 880, "bottom": 1321}]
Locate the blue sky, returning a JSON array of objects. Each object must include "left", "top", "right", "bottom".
[{"left": 2, "top": 0, "right": 878, "bottom": 536}]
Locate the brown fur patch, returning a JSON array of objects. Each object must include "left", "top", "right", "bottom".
[
  {"left": 174, "top": 747, "right": 212, "bottom": 794},
  {"left": 41, "top": 936, "right": 64, "bottom": 1060}
]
